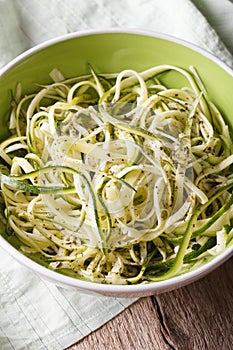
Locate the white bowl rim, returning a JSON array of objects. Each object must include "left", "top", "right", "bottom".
[
  {"left": 0, "top": 234, "right": 232, "bottom": 294},
  {"left": 0, "top": 28, "right": 233, "bottom": 295}
]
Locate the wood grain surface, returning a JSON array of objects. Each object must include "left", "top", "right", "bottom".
[{"left": 67, "top": 257, "right": 233, "bottom": 350}]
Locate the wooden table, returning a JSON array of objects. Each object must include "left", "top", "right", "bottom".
[{"left": 67, "top": 257, "right": 233, "bottom": 350}]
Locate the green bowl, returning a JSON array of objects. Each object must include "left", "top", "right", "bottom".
[{"left": 0, "top": 29, "right": 233, "bottom": 297}]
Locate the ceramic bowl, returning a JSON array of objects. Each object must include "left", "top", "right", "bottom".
[{"left": 0, "top": 29, "right": 233, "bottom": 297}]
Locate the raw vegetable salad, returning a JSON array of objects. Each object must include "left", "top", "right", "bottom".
[{"left": 0, "top": 64, "right": 233, "bottom": 284}]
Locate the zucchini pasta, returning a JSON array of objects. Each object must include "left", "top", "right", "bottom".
[{"left": 0, "top": 64, "right": 233, "bottom": 284}]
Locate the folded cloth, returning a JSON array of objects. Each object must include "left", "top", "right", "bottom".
[
  {"left": 0, "top": 0, "right": 233, "bottom": 69},
  {"left": 0, "top": 247, "right": 134, "bottom": 350},
  {"left": 0, "top": 1, "right": 233, "bottom": 349}
]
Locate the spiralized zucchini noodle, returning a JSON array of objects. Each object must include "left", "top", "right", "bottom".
[{"left": 0, "top": 64, "right": 233, "bottom": 284}]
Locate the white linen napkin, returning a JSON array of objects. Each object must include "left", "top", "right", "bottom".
[
  {"left": 0, "top": 1, "right": 233, "bottom": 349},
  {"left": 0, "top": 0, "right": 232, "bottom": 69}
]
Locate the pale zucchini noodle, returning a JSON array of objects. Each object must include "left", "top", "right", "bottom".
[{"left": 0, "top": 65, "right": 233, "bottom": 284}]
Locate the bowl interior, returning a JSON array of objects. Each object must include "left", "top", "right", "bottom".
[
  {"left": 0, "top": 30, "right": 233, "bottom": 295},
  {"left": 1, "top": 31, "right": 233, "bottom": 139}
]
